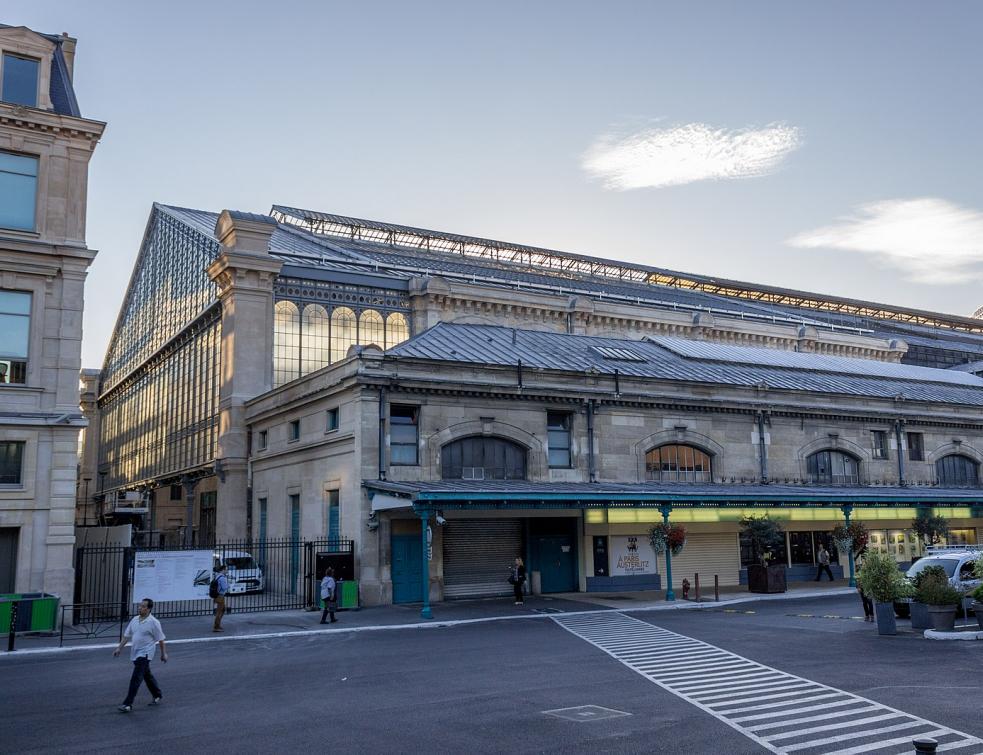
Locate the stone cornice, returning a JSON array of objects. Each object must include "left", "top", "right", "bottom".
[{"left": 0, "top": 103, "right": 105, "bottom": 147}]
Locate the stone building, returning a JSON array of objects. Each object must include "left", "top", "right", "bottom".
[
  {"left": 0, "top": 25, "right": 104, "bottom": 596},
  {"left": 82, "top": 205, "right": 983, "bottom": 606}
]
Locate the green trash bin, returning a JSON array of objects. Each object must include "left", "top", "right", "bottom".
[
  {"left": 0, "top": 593, "right": 61, "bottom": 633},
  {"left": 338, "top": 580, "right": 359, "bottom": 610}
]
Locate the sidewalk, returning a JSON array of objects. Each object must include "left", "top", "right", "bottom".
[{"left": 2, "top": 581, "right": 855, "bottom": 657}]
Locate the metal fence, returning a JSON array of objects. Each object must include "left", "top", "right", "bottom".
[{"left": 73, "top": 538, "right": 353, "bottom": 624}]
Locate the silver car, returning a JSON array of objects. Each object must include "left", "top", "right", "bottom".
[{"left": 893, "top": 546, "right": 981, "bottom": 617}]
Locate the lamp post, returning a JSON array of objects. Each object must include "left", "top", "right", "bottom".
[
  {"left": 842, "top": 504, "right": 856, "bottom": 588},
  {"left": 418, "top": 508, "right": 433, "bottom": 619},
  {"left": 660, "top": 504, "right": 675, "bottom": 601}
]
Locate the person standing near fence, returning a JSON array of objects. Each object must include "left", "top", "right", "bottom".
[
  {"left": 320, "top": 567, "right": 338, "bottom": 624},
  {"left": 113, "top": 598, "right": 167, "bottom": 712},
  {"left": 211, "top": 564, "right": 229, "bottom": 632}
]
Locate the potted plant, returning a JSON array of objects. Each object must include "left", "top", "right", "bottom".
[
  {"left": 856, "top": 550, "right": 906, "bottom": 635},
  {"left": 911, "top": 512, "right": 949, "bottom": 547},
  {"left": 831, "top": 521, "right": 869, "bottom": 579},
  {"left": 919, "top": 576, "right": 963, "bottom": 632},
  {"left": 741, "top": 515, "right": 786, "bottom": 594},
  {"left": 908, "top": 565, "right": 947, "bottom": 631}
]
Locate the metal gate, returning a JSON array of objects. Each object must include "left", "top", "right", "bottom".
[
  {"left": 72, "top": 538, "right": 352, "bottom": 622},
  {"left": 442, "top": 519, "right": 522, "bottom": 598}
]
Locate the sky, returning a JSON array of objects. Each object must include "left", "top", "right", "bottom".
[{"left": 7, "top": 1, "right": 983, "bottom": 368}]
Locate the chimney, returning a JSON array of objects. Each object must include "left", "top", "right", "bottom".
[{"left": 60, "top": 33, "right": 77, "bottom": 80}]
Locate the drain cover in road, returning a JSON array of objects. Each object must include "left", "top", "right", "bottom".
[{"left": 543, "top": 705, "right": 632, "bottom": 722}]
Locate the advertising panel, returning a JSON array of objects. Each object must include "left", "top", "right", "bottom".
[
  {"left": 609, "top": 535, "right": 658, "bottom": 576},
  {"left": 133, "top": 550, "right": 213, "bottom": 603}
]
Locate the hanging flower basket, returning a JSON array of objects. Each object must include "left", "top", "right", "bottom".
[
  {"left": 649, "top": 523, "right": 687, "bottom": 556},
  {"left": 831, "top": 521, "right": 869, "bottom": 557}
]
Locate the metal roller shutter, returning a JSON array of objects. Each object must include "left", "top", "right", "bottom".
[
  {"left": 443, "top": 519, "right": 523, "bottom": 598},
  {"left": 665, "top": 533, "right": 741, "bottom": 589}
]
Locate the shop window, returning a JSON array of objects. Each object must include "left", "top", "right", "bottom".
[
  {"left": 441, "top": 436, "right": 527, "bottom": 480},
  {"left": 645, "top": 444, "right": 711, "bottom": 483},
  {"left": 0, "top": 290, "right": 30, "bottom": 383},
  {"left": 740, "top": 530, "right": 787, "bottom": 567},
  {"left": 806, "top": 450, "right": 859, "bottom": 485},
  {"left": 547, "top": 411, "right": 572, "bottom": 468},
  {"left": 871, "top": 430, "right": 889, "bottom": 460},
  {"left": 906, "top": 432, "right": 924, "bottom": 462},
  {"left": 788, "top": 532, "right": 815, "bottom": 565},
  {"left": 0, "top": 441, "right": 25, "bottom": 485},
  {"left": 936, "top": 454, "right": 979, "bottom": 487},
  {"left": 390, "top": 405, "right": 419, "bottom": 466},
  {"left": 947, "top": 528, "right": 977, "bottom": 546},
  {"left": 326, "top": 408, "right": 339, "bottom": 432},
  {"left": 1, "top": 54, "right": 39, "bottom": 107}
]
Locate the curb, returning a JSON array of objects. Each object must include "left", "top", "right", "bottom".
[
  {"left": 0, "top": 587, "right": 855, "bottom": 659},
  {"left": 924, "top": 628, "right": 983, "bottom": 641}
]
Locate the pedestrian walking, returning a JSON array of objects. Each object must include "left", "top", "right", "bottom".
[
  {"left": 509, "top": 557, "right": 526, "bottom": 605},
  {"left": 814, "top": 544, "right": 834, "bottom": 581},
  {"left": 113, "top": 598, "right": 167, "bottom": 712},
  {"left": 211, "top": 563, "right": 229, "bottom": 632},
  {"left": 320, "top": 567, "right": 338, "bottom": 624}
]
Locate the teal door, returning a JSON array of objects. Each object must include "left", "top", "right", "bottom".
[
  {"left": 392, "top": 534, "right": 423, "bottom": 604},
  {"left": 538, "top": 536, "right": 577, "bottom": 593}
]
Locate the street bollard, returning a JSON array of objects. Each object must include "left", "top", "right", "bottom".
[
  {"left": 912, "top": 737, "right": 938, "bottom": 754},
  {"left": 714, "top": 574, "right": 719, "bottom": 601},
  {"left": 695, "top": 573, "right": 701, "bottom": 602},
  {"left": 6, "top": 600, "right": 18, "bottom": 652}
]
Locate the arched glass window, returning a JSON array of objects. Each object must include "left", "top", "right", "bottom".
[
  {"left": 807, "top": 450, "right": 859, "bottom": 485},
  {"left": 936, "top": 454, "right": 979, "bottom": 487},
  {"left": 330, "top": 307, "right": 356, "bottom": 362},
  {"left": 386, "top": 312, "right": 409, "bottom": 348},
  {"left": 645, "top": 444, "right": 712, "bottom": 483},
  {"left": 358, "top": 309, "right": 385, "bottom": 348},
  {"left": 273, "top": 300, "right": 300, "bottom": 387},
  {"left": 301, "top": 304, "right": 330, "bottom": 375},
  {"left": 441, "top": 436, "right": 527, "bottom": 480}
]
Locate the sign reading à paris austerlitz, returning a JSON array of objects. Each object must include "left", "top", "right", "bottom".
[
  {"left": 133, "top": 550, "right": 213, "bottom": 603},
  {"left": 609, "top": 536, "right": 658, "bottom": 576}
]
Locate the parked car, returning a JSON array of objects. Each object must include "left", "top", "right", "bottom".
[
  {"left": 894, "top": 546, "right": 981, "bottom": 617},
  {"left": 214, "top": 550, "right": 265, "bottom": 594}
]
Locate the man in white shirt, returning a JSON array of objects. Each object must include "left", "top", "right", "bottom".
[{"left": 113, "top": 598, "right": 168, "bottom": 712}]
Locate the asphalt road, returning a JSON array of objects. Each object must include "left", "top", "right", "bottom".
[{"left": 1, "top": 595, "right": 981, "bottom": 754}]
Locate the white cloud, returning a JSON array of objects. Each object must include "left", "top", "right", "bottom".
[
  {"left": 582, "top": 122, "right": 801, "bottom": 190},
  {"left": 788, "top": 198, "right": 983, "bottom": 285}
]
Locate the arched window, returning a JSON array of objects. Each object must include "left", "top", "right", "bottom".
[
  {"left": 330, "top": 307, "right": 356, "bottom": 362},
  {"left": 807, "top": 450, "right": 859, "bottom": 485},
  {"left": 301, "top": 304, "right": 329, "bottom": 375},
  {"left": 358, "top": 309, "right": 385, "bottom": 348},
  {"left": 386, "top": 312, "right": 409, "bottom": 348},
  {"left": 441, "top": 436, "right": 527, "bottom": 480},
  {"left": 645, "top": 444, "right": 712, "bottom": 483},
  {"left": 273, "top": 300, "right": 300, "bottom": 387},
  {"left": 936, "top": 454, "right": 979, "bottom": 487}
]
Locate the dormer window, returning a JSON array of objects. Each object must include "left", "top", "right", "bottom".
[{"left": 2, "top": 53, "right": 40, "bottom": 107}]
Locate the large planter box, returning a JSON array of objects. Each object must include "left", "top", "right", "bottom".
[
  {"left": 747, "top": 564, "right": 787, "bottom": 594},
  {"left": 928, "top": 604, "right": 957, "bottom": 632},
  {"left": 974, "top": 601, "right": 983, "bottom": 631},
  {"left": 874, "top": 601, "right": 897, "bottom": 635},
  {"left": 909, "top": 601, "right": 931, "bottom": 631},
  {"left": 0, "top": 593, "right": 60, "bottom": 633}
]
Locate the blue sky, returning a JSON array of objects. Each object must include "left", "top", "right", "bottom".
[{"left": 7, "top": 1, "right": 983, "bottom": 366}]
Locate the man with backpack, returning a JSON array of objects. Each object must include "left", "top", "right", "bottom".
[{"left": 210, "top": 564, "right": 229, "bottom": 632}]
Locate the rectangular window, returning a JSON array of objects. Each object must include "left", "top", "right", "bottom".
[
  {"left": 547, "top": 411, "right": 572, "bottom": 468},
  {"left": 169, "top": 484, "right": 182, "bottom": 501},
  {"left": 326, "top": 489, "right": 340, "bottom": 540},
  {"left": 871, "top": 430, "right": 889, "bottom": 460},
  {"left": 0, "top": 441, "right": 25, "bottom": 485},
  {"left": 326, "top": 408, "right": 339, "bottom": 432},
  {"left": 258, "top": 429, "right": 268, "bottom": 450},
  {"left": 288, "top": 420, "right": 300, "bottom": 442},
  {"left": 390, "top": 405, "right": 418, "bottom": 466},
  {"left": 907, "top": 432, "right": 924, "bottom": 462},
  {"left": 2, "top": 54, "right": 39, "bottom": 107},
  {"left": 0, "top": 151, "right": 39, "bottom": 231},
  {"left": 0, "top": 290, "right": 30, "bottom": 384}
]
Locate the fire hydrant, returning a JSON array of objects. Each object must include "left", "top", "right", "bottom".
[{"left": 681, "top": 578, "right": 690, "bottom": 600}]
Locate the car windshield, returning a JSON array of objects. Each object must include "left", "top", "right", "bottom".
[
  {"left": 906, "top": 558, "right": 958, "bottom": 578},
  {"left": 225, "top": 557, "right": 255, "bottom": 569}
]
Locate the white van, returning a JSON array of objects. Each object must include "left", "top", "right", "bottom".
[
  {"left": 894, "top": 545, "right": 981, "bottom": 617},
  {"left": 213, "top": 550, "right": 265, "bottom": 594}
]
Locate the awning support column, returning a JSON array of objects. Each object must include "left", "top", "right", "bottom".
[
  {"left": 419, "top": 507, "right": 433, "bottom": 619},
  {"left": 841, "top": 504, "right": 856, "bottom": 588},
  {"left": 660, "top": 504, "right": 675, "bottom": 602}
]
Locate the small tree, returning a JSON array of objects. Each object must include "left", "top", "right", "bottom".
[
  {"left": 856, "top": 551, "right": 906, "bottom": 603},
  {"left": 740, "top": 515, "right": 784, "bottom": 566},
  {"left": 911, "top": 512, "right": 949, "bottom": 546}
]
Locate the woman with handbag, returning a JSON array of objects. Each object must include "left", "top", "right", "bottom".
[{"left": 509, "top": 557, "right": 526, "bottom": 605}]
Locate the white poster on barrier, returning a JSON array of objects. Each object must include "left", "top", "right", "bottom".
[
  {"left": 609, "top": 536, "right": 658, "bottom": 576},
  {"left": 133, "top": 550, "right": 213, "bottom": 603}
]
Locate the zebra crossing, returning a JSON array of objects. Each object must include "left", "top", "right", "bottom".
[{"left": 553, "top": 612, "right": 983, "bottom": 754}]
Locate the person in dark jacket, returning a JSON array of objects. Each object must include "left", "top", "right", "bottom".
[{"left": 510, "top": 557, "right": 526, "bottom": 605}]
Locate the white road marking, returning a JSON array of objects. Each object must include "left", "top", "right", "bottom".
[{"left": 553, "top": 612, "right": 983, "bottom": 755}]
